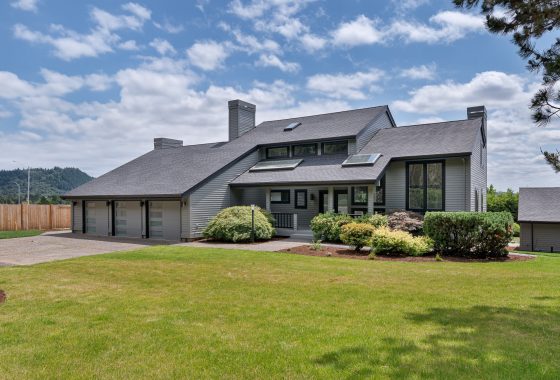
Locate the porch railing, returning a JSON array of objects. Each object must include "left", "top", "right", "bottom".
[{"left": 272, "top": 213, "right": 297, "bottom": 230}]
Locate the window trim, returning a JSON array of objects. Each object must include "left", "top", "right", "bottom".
[
  {"left": 266, "top": 146, "right": 290, "bottom": 159},
  {"left": 294, "top": 189, "right": 308, "bottom": 209},
  {"left": 292, "top": 143, "right": 318, "bottom": 157},
  {"left": 375, "top": 175, "right": 385, "bottom": 206},
  {"left": 351, "top": 186, "right": 368, "bottom": 205},
  {"left": 270, "top": 189, "right": 290, "bottom": 204},
  {"left": 405, "top": 160, "right": 446, "bottom": 212},
  {"left": 321, "top": 140, "right": 348, "bottom": 155}
]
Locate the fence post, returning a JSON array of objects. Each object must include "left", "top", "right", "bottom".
[{"left": 49, "top": 204, "right": 53, "bottom": 230}]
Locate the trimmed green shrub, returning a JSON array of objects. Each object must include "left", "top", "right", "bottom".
[
  {"left": 354, "top": 213, "right": 388, "bottom": 229},
  {"left": 204, "top": 206, "right": 275, "bottom": 243},
  {"left": 387, "top": 210, "right": 424, "bottom": 235},
  {"left": 370, "top": 227, "right": 433, "bottom": 256},
  {"left": 423, "top": 212, "right": 514, "bottom": 258},
  {"left": 513, "top": 222, "right": 520, "bottom": 237},
  {"left": 310, "top": 212, "right": 353, "bottom": 242},
  {"left": 340, "top": 222, "right": 376, "bottom": 251}
]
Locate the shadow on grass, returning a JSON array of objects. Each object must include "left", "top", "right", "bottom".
[{"left": 314, "top": 304, "right": 560, "bottom": 379}]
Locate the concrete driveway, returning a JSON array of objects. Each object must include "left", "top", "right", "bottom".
[{"left": 0, "top": 231, "right": 171, "bottom": 266}]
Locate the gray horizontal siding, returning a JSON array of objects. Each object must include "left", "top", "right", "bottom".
[
  {"left": 356, "top": 112, "right": 393, "bottom": 152},
  {"left": 470, "top": 126, "right": 487, "bottom": 211},
  {"left": 188, "top": 150, "right": 260, "bottom": 238},
  {"left": 384, "top": 161, "right": 406, "bottom": 212},
  {"left": 445, "top": 158, "right": 468, "bottom": 211}
]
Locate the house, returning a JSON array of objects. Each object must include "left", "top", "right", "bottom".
[
  {"left": 518, "top": 187, "right": 560, "bottom": 252},
  {"left": 64, "top": 100, "right": 488, "bottom": 241}
]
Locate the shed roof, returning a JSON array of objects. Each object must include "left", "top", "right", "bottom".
[{"left": 518, "top": 187, "right": 560, "bottom": 223}]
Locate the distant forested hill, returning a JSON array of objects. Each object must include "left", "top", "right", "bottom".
[{"left": 0, "top": 167, "right": 93, "bottom": 204}]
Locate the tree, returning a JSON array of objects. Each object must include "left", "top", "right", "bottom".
[
  {"left": 454, "top": 0, "right": 560, "bottom": 172},
  {"left": 487, "top": 185, "right": 519, "bottom": 220}
]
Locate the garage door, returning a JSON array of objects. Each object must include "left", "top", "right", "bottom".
[
  {"left": 114, "top": 201, "right": 142, "bottom": 238},
  {"left": 148, "top": 201, "right": 181, "bottom": 241},
  {"left": 534, "top": 224, "right": 560, "bottom": 252},
  {"left": 85, "top": 201, "right": 109, "bottom": 236}
]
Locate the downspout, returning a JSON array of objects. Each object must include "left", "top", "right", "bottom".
[
  {"left": 463, "top": 158, "right": 468, "bottom": 211},
  {"left": 81, "top": 200, "right": 86, "bottom": 234},
  {"left": 145, "top": 200, "right": 150, "bottom": 239}
]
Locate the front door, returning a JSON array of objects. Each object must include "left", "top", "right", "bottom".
[
  {"left": 319, "top": 190, "right": 328, "bottom": 213},
  {"left": 334, "top": 190, "right": 349, "bottom": 214}
]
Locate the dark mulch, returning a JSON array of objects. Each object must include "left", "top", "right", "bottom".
[{"left": 280, "top": 245, "right": 535, "bottom": 262}]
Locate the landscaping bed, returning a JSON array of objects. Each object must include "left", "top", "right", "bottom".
[{"left": 281, "top": 245, "right": 534, "bottom": 262}]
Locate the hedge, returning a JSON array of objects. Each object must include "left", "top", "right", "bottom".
[
  {"left": 204, "top": 206, "right": 275, "bottom": 242},
  {"left": 423, "top": 212, "right": 514, "bottom": 258}
]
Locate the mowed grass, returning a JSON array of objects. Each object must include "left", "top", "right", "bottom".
[
  {"left": 1, "top": 247, "right": 560, "bottom": 379},
  {"left": 0, "top": 230, "right": 42, "bottom": 239}
]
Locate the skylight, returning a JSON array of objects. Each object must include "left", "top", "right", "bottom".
[
  {"left": 342, "top": 154, "right": 381, "bottom": 167},
  {"left": 284, "top": 122, "right": 301, "bottom": 131},
  {"left": 249, "top": 159, "right": 303, "bottom": 172}
]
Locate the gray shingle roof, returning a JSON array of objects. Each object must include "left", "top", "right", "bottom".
[
  {"left": 231, "top": 154, "right": 390, "bottom": 186},
  {"left": 360, "top": 118, "right": 481, "bottom": 158},
  {"left": 65, "top": 106, "right": 388, "bottom": 197},
  {"left": 232, "top": 118, "right": 481, "bottom": 186},
  {"left": 518, "top": 187, "right": 560, "bottom": 223}
]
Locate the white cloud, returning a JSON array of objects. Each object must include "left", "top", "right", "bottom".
[
  {"left": 307, "top": 69, "right": 385, "bottom": 99},
  {"left": 186, "top": 41, "right": 230, "bottom": 71},
  {"left": 392, "top": 0, "right": 429, "bottom": 13},
  {"left": 392, "top": 71, "right": 527, "bottom": 113},
  {"left": 331, "top": 15, "right": 383, "bottom": 47},
  {"left": 10, "top": 0, "right": 38, "bottom": 12},
  {"left": 228, "top": 0, "right": 311, "bottom": 20},
  {"left": 389, "top": 11, "right": 485, "bottom": 44},
  {"left": 150, "top": 38, "right": 176, "bottom": 56},
  {"left": 400, "top": 64, "right": 437, "bottom": 80},
  {"left": 231, "top": 30, "right": 280, "bottom": 54},
  {"left": 153, "top": 20, "right": 184, "bottom": 34},
  {"left": 13, "top": 3, "right": 151, "bottom": 60},
  {"left": 118, "top": 40, "right": 140, "bottom": 51},
  {"left": 300, "top": 33, "right": 327, "bottom": 51},
  {"left": 256, "top": 54, "right": 300, "bottom": 73}
]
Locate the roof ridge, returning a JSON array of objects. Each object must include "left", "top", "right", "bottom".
[
  {"left": 257, "top": 105, "right": 388, "bottom": 126},
  {"left": 397, "top": 118, "right": 475, "bottom": 129}
]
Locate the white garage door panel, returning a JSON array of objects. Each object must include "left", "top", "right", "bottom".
[
  {"left": 115, "top": 201, "right": 142, "bottom": 238},
  {"left": 85, "top": 201, "right": 109, "bottom": 236},
  {"left": 534, "top": 224, "right": 560, "bottom": 252},
  {"left": 149, "top": 201, "right": 181, "bottom": 241}
]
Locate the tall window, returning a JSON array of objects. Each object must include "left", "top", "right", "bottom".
[
  {"left": 294, "top": 189, "right": 307, "bottom": 209},
  {"left": 322, "top": 141, "right": 348, "bottom": 155},
  {"left": 266, "top": 146, "right": 289, "bottom": 159},
  {"left": 407, "top": 161, "right": 444, "bottom": 212}
]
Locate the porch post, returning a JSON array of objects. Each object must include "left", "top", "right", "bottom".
[
  {"left": 265, "top": 187, "right": 271, "bottom": 212},
  {"left": 368, "top": 184, "right": 375, "bottom": 214},
  {"left": 327, "top": 186, "right": 334, "bottom": 212}
]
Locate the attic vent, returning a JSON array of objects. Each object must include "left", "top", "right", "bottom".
[
  {"left": 250, "top": 159, "right": 303, "bottom": 172},
  {"left": 284, "top": 122, "right": 301, "bottom": 131},
  {"left": 342, "top": 154, "right": 380, "bottom": 167}
]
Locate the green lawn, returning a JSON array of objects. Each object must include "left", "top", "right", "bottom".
[
  {"left": 0, "top": 230, "right": 42, "bottom": 239},
  {"left": 1, "top": 247, "right": 560, "bottom": 379}
]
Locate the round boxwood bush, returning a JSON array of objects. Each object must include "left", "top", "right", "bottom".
[
  {"left": 203, "top": 206, "right": 275, "bottom": 243},
  {"left": 340, "top": 222, "right": 376, "bottom": 251},
  {"left": 370, "top": 227, "right": 433, "bottom": 257},
  {"left": 310, "top": 212, "right": 353, "bottom": 242}
]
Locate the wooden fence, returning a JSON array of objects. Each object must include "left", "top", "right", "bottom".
[{"left": 0, "top": 204, "right": 71, "bottom": 231}]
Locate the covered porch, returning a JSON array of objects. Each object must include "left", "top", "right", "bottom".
[{"left": 232, "top": 183, "right": 383, "bottom": 236}]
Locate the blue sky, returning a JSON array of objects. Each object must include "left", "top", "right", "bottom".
[{"left": 1, "top": 0, "right": 559, "bottom": 190}]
